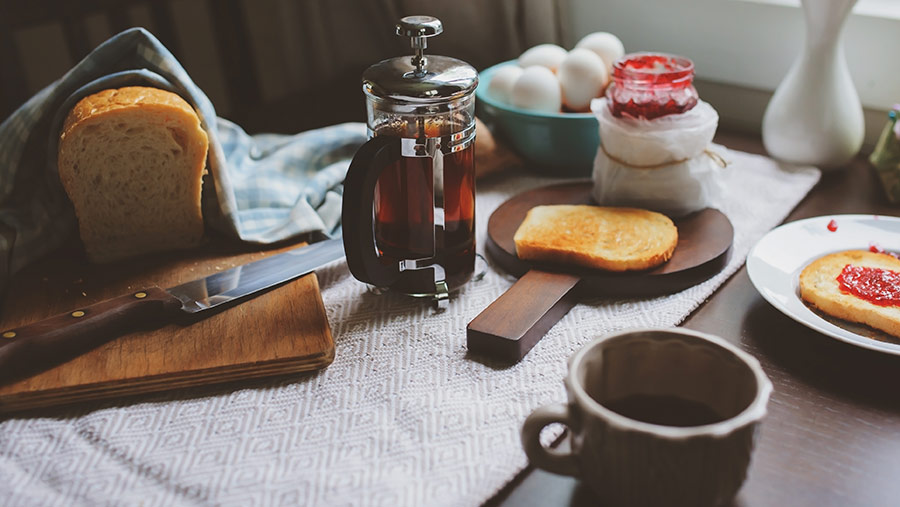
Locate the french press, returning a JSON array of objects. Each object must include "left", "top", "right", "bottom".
[{"left": 342, "top": 15, "right": 478, "bottom": 304}]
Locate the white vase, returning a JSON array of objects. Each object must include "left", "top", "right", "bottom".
[{"left": 762, "top": 0, "right": 864, "bottom": 169}]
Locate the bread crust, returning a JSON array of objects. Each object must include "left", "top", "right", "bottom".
[
  {"left": 60, "top": 87, "right": 201, "bottom": 137},
  {"left": 513, "top": 205, "right": 678, "bottom": 271},
  {"left": 799, "top": 249, "right": 900, "bottom": 338},
  {"left": 58, "top": 86, "right": 208, "bottom": 263}
]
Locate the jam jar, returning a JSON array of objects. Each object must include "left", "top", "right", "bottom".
[{"left": 606, "top": 53, "right": 699, "bottom": 120}]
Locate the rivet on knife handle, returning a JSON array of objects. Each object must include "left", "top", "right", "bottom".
[{"left": 0, "top": 287, "right": 182, "bottom": 384}]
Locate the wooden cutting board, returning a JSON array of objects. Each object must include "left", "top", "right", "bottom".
[
  {"left": 0, "top": 238, "right": 334, "bottom": 414},
  {"left": 467, "top": 181, "right": 734, "bottom": 362}
]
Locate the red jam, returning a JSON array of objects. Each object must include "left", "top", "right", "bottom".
[
  {"left": 868, "top": 243, "right": 899, "bottom": 259},
  {"left": 837, "top": 264, "right": 900, "bottom": 306},
  {"left": 827, "top": 219, "right": 838, "bottom": 232},
  {"left": 606, "top": 53, "right": 698, "bottom": 120}
]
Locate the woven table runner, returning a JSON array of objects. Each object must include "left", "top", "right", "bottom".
[{"left": 0, "top": 149, "right": 819, "bottom": 506}]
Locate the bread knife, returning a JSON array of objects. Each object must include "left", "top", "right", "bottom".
[{"left": 0, "top": 238, "right": 344, "bottom": 384}]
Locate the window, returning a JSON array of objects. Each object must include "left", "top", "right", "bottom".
[{"left": 563, "top": 0, "right": 900, "bottom": 145}]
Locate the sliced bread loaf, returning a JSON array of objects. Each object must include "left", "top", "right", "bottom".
[
  {"left": 513, "top": 204, "right": 678, "bottom": 271},
  {"left": 58, "top": 86, "right": 208, "bottom": 263},
  {"left": 799, "top": 249, "right": 900, "bottom": 338}
]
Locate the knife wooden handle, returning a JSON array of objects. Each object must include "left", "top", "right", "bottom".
[
  {"left": 467, "top": 270, "right": 581, "bottom": 362},
  {"left": 0, "top": 287, "right": 182, "bottom": 384}
]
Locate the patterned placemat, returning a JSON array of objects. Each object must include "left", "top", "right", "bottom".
[{"left": 0, "top": 149, "right": 819, "bottom": 506}]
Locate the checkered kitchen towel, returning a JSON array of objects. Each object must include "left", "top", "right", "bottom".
[{"left": 0, "top": 27, "right": 367, "bottom": 286}]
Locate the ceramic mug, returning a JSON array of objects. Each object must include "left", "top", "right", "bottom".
[{"left": 521, "top": 328, "right": 772, "bottom": 507}]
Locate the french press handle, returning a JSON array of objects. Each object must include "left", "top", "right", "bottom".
[{"left": 342, "top": 135, "right": 403, "bottom": 288}]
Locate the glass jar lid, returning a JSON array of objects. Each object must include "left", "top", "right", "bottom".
[{"left": 362, "top": 16, "right": 478, "bottom": 105}]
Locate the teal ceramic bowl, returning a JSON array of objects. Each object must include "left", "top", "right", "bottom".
[{"left": 476, "top": 60, "right": 600, "bottom": 177}]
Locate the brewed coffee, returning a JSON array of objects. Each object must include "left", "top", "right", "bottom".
[
  {"left": 604, "top": 394, "right": 724, "bottom": 427},
  {"left": 373, "top": 122, "right": 476, "bottom": 293}
]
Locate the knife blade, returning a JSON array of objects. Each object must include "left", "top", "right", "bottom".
[{"left": 0, "top": 238, "right": 344, "bottom": 384}]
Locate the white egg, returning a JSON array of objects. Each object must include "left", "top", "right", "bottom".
[
  {"left": 518, "top": 44, "right": 568, "bottom": 73},
  {"left": 511, "top": 66, "right": 562, "bottom": 113},
  {"left": 558, "top": 48, "right": 609, "bottom": 112},
  {"left": 575, "top": 32, "right": 625, "bottom": 72},
  {"left": 487, "top": 65, "right": 524, "bottom": 105}
]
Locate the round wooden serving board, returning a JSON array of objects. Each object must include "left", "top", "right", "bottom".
[{"left": 467, "top": 181, "right": 734, "bottom": 362}]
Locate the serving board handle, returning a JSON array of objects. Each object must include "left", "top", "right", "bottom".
[{"left": 467, "top": 270, "right": 580, "bottom": 362}]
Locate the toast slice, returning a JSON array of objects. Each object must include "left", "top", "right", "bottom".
[
  {"left": 799, "top": 249, "right": 900, "bottom": 338},
  {"left": 58, "top": 87, "right": 208, "bottom": 263},
  {"left": 513, "top": 205, "right": 678, "bottom": 271}
]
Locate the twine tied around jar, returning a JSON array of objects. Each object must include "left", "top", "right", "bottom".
[{"left": 600, "top": 144, "right": 729, "bottom": 170}]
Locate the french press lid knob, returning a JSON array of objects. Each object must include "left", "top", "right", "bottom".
[
  {"left": 396, "top": 15, "right": 443, "bottom": 38},
  {"left": 396, "top": 16, "right": 443, "bottom": 75}
]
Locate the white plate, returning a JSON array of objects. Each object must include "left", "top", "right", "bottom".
[{"left": 747, "top": 214, "right": 900, "bottom": 356}]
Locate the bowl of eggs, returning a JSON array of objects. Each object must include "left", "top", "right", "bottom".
[{"left": 476, "top": 32, "right": 624, "bottom": 176}]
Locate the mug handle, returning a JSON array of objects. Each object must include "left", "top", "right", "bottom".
[
  {"left": 521, "top": 403, "right": 579, "bottom": 477},
  {"left": 342, "top": 135, "right": 403, "bottom": 288}
]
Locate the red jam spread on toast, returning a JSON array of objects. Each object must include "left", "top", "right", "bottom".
[{"left": 837, "top": 264, "right": 900, "bottom": 306}]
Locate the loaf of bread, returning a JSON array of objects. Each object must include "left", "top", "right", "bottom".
[
  {"left": 513, "top": 204, "right": 678, "bottom": 271},
  {"left": 799, "top": 250, "right": 900, "bottom": 338},
  {"left": 58, "top": 87, "right": 208, "bottom": 263}
]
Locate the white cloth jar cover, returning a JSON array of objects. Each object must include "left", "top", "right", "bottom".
[{"left": 591, "top": 98, "right": 728, "bottom": 217}]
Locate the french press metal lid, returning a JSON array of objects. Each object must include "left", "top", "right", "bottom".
[{"left": 362, "top": 16, "right": 478, "bottom": 105}]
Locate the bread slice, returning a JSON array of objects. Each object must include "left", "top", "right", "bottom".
[
  {"left": 58, "top": 87, "right": 208, "bottom": 263},
  {"left": 513, "top": 205, "right": 678, "bottom": 271},
  {"left": 799, "top": 250, "right": 900, "bottom": 338}
]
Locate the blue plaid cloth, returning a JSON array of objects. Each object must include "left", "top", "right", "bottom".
[{"left": 0, "top": 28, "right": 366, "bottom": 286}]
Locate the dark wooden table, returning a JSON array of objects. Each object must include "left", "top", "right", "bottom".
[{"left": 488, "top": 132, "right": 900, "bottom": 507}]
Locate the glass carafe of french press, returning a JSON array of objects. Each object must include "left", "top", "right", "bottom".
[{"left": 342, "top": 16, "right": 478, "bottom": 304}]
